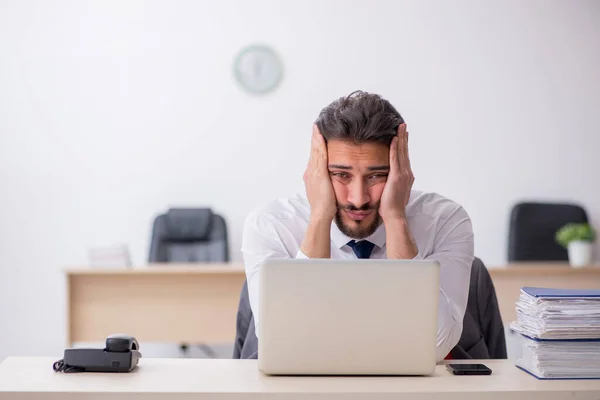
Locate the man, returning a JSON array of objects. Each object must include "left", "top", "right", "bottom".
[{"left": 241, "top": 91, "right": 474, "bottom": 362}]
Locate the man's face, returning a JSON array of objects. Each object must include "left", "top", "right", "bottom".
[{"left": 327, "top": 140, "right": 390, "bottom": 239}]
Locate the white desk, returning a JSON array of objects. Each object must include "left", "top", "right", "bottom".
[{"left": 1, "top": 357, "right": 599, "bottom": 400}]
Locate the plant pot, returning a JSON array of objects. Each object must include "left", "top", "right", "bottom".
[{"left": 567, "top": 241, "right": 593, "bottom": 268}]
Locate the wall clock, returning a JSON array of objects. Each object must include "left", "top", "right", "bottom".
[{"left": 233, "top": 45, "right": 283, "bottom": 95}]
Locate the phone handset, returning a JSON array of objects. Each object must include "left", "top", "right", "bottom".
[{"left": 105, "top": 334, "right": 139, "bottom": 353}]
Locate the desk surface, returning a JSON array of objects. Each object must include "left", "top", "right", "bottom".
[{"left": 1, "top": 358, "right": 599, "bottom": 400}]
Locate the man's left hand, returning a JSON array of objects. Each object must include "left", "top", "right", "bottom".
[{"left": 379, "top": 123, "right": 414, "bottom": 222}]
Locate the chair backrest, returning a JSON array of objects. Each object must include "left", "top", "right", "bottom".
[
  {"left": 148, "top": 208, "right": 229, "bottom": 263},
  {"left": 232, "top": 257, "right": 506, "bottom": 360},
  {"left": 450, "top": 257, "right": 507, "bottom": 359},
  {"left": 233, "top": 279, "right": 258, "bottom": 359},
  {"left": 508, "top": 202, "right": 588, "bottom": 262}
]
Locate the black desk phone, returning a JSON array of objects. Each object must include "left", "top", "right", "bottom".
[{"left": 53, "top": 334, "right": 141, "bottom": 373}]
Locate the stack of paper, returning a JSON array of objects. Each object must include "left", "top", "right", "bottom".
[
  {"left": 88, "top": 244, "right": 132, "bottom": 268},
  {"left": 516, "top": 335, "right": 600, "bottom": 379},
  {"left": 511, "top": 287, "right": 600, "bottom": 379}
]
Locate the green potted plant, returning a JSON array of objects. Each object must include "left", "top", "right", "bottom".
[{"left": 555, "top": 223, "right": 596, "bottom": 267}]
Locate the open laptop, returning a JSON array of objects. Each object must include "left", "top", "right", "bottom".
[{"left": 258, "top": 259, "right": 440, "bottom": 376}]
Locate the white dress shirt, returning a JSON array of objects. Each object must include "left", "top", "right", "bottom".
[{"left": 241, "top": 189, "right": 474, "bottom": 362}]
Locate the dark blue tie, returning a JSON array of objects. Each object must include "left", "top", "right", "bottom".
[{"left": 346, "top": 240, "right": 375, "bottom": 259}]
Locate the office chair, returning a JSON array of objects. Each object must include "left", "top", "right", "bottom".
[
  {"left": 450, "top": 257, "right": 507, "bottom": 359},
  {"left": 233, "top": 279, "right": 258, "bottom": 359},
  {"left": 508, "top": 202, "right": 588, "bottom": 262},
  {"left": 149, "top": 208, "right": 229, "bottom": 263},
  {"left": 149, "top": 207, "right": 230, "bottom": 358},
  {"left": 232, "top": 257, "right": 507, "bottom": 360}
]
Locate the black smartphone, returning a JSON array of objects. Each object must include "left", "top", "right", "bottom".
[{"left": 446, "top": 363, "right": 492, "bottom": 375}]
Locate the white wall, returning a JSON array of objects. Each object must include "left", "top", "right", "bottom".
[{"left": 0, "top": 0, "right": 599, "bottom": 359}]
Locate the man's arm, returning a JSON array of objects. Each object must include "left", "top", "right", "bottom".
[
  {"left": 299, "top": 216, "right": 333, "bottom": 258},
  {"left": 241, "top": 211, "right": 295, "bottom": 338},
  {"left": 242, "top": 208, "right": 335, "bottom": 338},
  {"left": 384, "top": 206, "right": 473, "bottom": 362},
  {"left": 384, "top": 217, "right": 418, "bottom": 259},
  {"left": 379, "top": 124, "right": 472, "bottom": 360},
  {"left": 425, "top": 206, "right": 474, "bottom": 362},
  {"left": 380, "top": 124, "right": 418, "bottom": 259},
  {"left": 243, "top": 125, "right": 337, "bottom": 334},
  {"left": 299, "top": 125, "right": 337, "bottom": 258}
]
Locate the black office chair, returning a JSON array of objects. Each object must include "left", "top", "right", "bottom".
[
  {"left": 508, "top": 202, "right": 588, "bottom": 262},
  {"left": 233, "top": 279, "right": 258, "bottom": 359},
  {"left": 149, "top": 207, "right": 230, "bottom": 358},
  {"left": 232, "top": 257, "right": 507, "bottom": 360},
  {"left": 450, "top": 257, "right": 507, "bottom": 359},
  {"left": 149, "top": 208, "right": 229, "bottom": 263}
]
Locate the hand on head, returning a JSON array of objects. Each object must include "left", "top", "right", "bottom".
[
  {"left": 303, "top": 125, "right": 337, "bottom": 222},
  {"left": 379, "top": 123, "right": 414, "bottom": 222}
]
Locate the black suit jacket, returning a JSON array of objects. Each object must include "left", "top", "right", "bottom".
[{"left": 233, "top": 257, "right": 506, "bottom": 360}]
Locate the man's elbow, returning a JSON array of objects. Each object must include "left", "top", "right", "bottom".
[{"left": 436, "top": 317, "right": 463, "bottom": 362}]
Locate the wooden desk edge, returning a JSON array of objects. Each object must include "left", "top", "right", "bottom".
[
  {"left": 488, "top": 264, "right": 600, "bottom": 276},
  {"left": 63, "top": 262, "right": 600, "bottom": 277},
  {"left": 64, "top": 264, "right": 246, "bottom": 275}
]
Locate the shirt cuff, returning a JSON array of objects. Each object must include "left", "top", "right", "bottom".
[{"left": 295, "top": 249, "right": 309, "bottom": 259}]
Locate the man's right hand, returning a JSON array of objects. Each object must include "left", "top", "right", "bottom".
[
  {"left": 299, "top": 125, "right": 336, "bottom": 259},
  {"left": 303, "top": 125, "right": 337, "bottom": 222}
]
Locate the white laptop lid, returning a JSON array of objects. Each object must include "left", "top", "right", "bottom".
[{"left": 258, "top": 259, "right": 440, "bottom": 376}]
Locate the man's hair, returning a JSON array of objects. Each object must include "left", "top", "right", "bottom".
[{"left": 315, "top": 90, "right": 404, "bottom": 145}]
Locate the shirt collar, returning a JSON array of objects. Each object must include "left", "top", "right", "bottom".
[{"left": 330, "top": 220, "right": 387, "bottom": 249}]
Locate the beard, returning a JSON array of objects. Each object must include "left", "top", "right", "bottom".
[{"left": 334, "top": 202, "right": 382, "bottom": 239}]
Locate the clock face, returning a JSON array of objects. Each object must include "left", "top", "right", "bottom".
[{"left": 233, "top": 45, "right": 283, "bottom": 95}]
